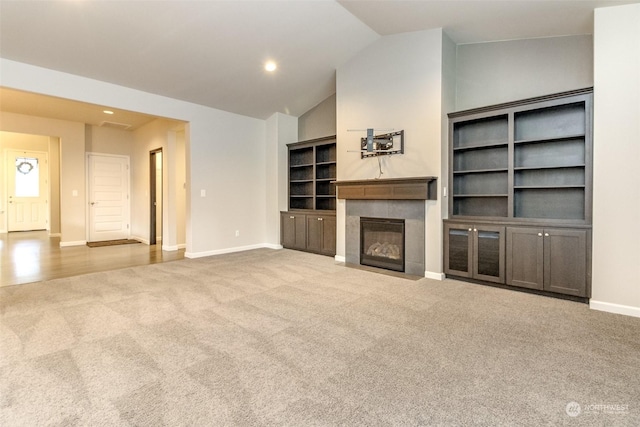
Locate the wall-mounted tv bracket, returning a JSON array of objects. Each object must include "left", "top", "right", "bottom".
[{"left": 359, "top": 129, "right": 404, "bottom": 159}]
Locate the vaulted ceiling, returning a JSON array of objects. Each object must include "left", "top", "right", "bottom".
[{"left": 0, "top": 0, "right": 637, "bottom": 126}]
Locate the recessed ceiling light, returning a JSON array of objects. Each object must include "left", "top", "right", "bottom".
[
  {"left": 103, "top": 110, "right": 114, "bottom": 115},
  {"left": 265, "top": 61, "right": 277, "bottom": 72}
]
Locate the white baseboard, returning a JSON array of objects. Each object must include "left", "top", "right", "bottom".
[
  {"left": 263, "top": 243, "right": 283, "bottom": 250},
  {"left": 185, "top": 243, "right": 277, "bottom": 259},
  {"left": 131, "top": 236, "right": 150, "bottom": 245},
  {"left": 48, "top": 232, "right": 61, "bottom": 237},
  {"left": 162, "top": 243, "right": 187, "bottom": 251},
  {"left": 60, "top": 240, "right": 86, "bottom": 247},
  {"left": 334, "top": 255, "right": 346, "bottom": 263},
  {"left": 589, "top": 300, "right": 640, "bottom": 318},
  {"left": 425, "top": 271, "right": 445, "bottom": 280},
  {"left": 0, "top": 230, "right": 7, "bottom": 234}
]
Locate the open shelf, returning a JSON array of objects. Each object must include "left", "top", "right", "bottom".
[
  {"left": 514, "top": 102, "right": 586, "bottom": 141},
  {"left": 514, "top": 133, "right": 586, "bottom": 145},
  {"left": 453, "top": 146, "right": 508, "bottom": 172},
  {"left": 453, "top": 141, "right": 508, "bottom": 152},
  {"left": 453, "top": 196, "right": 508, "bottom": 218},
  {"left": 453, "top": 114, "right": 508, "bottom": 150},
  {"left": 454, "top": 168, "right": 508, "bottom": 175},
  {"left": 514, "top": 188, "right": 585, "bottom": 220}
]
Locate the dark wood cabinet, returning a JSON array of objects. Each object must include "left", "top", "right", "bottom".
[
  {"left": 445, "top": 89, "right": 592, "bottom": 300},
  {"left": 306, "top": 214, "right": 336, "bottom": 256},
  {"left": 281, "top": 212, "right": 306, "bottom": 250},
  {"left": 444, "top": 222, "right": 505, "bottom": 284},
  {"left": 280, "top": 211, "right": 336, "bottom": 256},
  {"left": 506, "top": 227, "right": 588, "bottom": 297}
]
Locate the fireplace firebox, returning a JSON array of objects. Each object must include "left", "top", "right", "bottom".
[{"left": 360, "top": 217, "right": 405, "bottom": 272}]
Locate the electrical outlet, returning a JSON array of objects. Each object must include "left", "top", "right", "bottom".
[{"left": 235, "top": 230, "right": 240, "bottom": 237}]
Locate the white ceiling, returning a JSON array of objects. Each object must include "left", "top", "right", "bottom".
[{"left": 0, "top": 0, "right": 637, "bottom": 125}]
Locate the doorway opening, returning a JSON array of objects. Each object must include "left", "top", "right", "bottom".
[{"left": 150, "top": 149, "right": 163, "bottom": 245}]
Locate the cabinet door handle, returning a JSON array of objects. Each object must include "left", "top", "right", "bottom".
[
  {"left": 318, "top": 218, "right": 323, "bottom": 221},
  {"left": 468, "top": 228, "right": 472, "bottom": 232},
  {"left": 474, "top": 228, "right": 477, "bottom": 232},
  {"left": 289, "top": 216, "right": 295, "bottom": 219},
  {"left": 538, "top": 233, "right": 543, "bottom": 237},
  {"left": 544, "top": 233, "right": 549, "bottom": 237}
]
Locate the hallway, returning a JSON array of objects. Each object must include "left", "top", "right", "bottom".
[{"left": 0, "top": 231, "right": 184, "bottom": 287}]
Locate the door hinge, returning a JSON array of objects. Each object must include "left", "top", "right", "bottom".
[{"left": 127, "top": 224, "right": 129, "bottom": 229}]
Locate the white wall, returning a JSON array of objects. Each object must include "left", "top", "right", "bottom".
[
  {"left": 87, "top": 125, "right": 133, "bottom": 156},
  {"left": 131, "top": 119, "right": 183, "bottom": 246},
  {"left": 336, "top": 29, "right": 449, "bottom": 276},
  {"left": 265, "top": 112, "right": 298, "bottom": 247},
  {"left": 456, "top": 35, "right": 593, "bottom": 111},
  {"left": 49, "top": 136, "right": 61, "bottom": 235},
  {"left": 298, "top": 94, "right": 336, "bottom": 141},
  {"left": 591, "top": 3, "right": 640, "bottom": 317},
  {"left": 163, "top": 129, "right": 187, "bottom": 250},
  {"left": 1, "top": 59, "right": 267, "bottom": 255},
  {"left": 0, "top": 111, "right": 86, "bottom": 244},
  {"left": 186, "top": 114, "right": 266, "bottom": 256},
  {"left": 440, "top": 32, "right": 457, "bottom": 249}
]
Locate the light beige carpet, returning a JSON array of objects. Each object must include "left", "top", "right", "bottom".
[{"left": 0, "top": 248, "right": 638, "bottom": 426}]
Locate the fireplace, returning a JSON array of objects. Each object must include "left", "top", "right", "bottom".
[
  {"left": 337, "top": 177, "right": 437, "bottom": 277},
  {"left": 360, "top": 217, "right": 405, "bottom": 272}
]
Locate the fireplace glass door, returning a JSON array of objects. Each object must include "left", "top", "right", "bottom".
[{"left": 360, "top": 217, "right": 405, "bottom": 272}]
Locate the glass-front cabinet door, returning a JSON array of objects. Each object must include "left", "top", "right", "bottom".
[
  {"left": 444, "top": 223, "right": 473, "bottom": 278},
  {"left": 445, "top": 222, "right": 505, "bottom": 284},
  {"left": 473, "top": 225, "right": 505, "bottom": 284}
]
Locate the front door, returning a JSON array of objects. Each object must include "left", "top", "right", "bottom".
[
  {"left": 7, "top": 150, "right": 48, "bottom": 231},
  {"left": 88, "top": 154, "right": 130, "bottom": 242}
]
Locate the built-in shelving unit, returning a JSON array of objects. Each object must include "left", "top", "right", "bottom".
[
  {"left": 287, "top": 136, "right": 336, "bottom": 211},
  {"left": 445, "top": 88, "right": 593, "bottom": 300},
  {"left": 282, "top": 135, "right": 337, "bottom": 256}
]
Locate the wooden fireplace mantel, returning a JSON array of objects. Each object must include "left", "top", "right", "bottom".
[{"left": 334, "top": 176, "right": 437, "bottom": 201}]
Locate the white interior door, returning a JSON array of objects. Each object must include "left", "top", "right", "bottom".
[
  {"left": 7, "top": 150, "right": 48, "bottom": 232},
  {"left": 88, "top": 154, "right": 130, "bottom": 242}
]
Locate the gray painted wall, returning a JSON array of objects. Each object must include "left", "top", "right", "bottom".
[
  {"left": 298, "top": 93, "right": 336, "bottom": 141},
  {"left": 456, "top": 35, "right": 593, "bottom": 111}
]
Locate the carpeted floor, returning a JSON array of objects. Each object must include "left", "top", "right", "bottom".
[{"left": 0, "top": 248, "right": 638, "bottom": 426}]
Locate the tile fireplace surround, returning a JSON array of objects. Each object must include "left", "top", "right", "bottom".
[
  {"left": 345, "top": 200, "right": 425, "bottom": 276},
  {"left": 336, "top": 177, "right": 437, "bottom": 277}
]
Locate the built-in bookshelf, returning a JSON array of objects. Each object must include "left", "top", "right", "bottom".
[
  {"left": 449, "top": 91, "right": 591, "bottom": 223},
  {"left": 445, "top": 88, "right": 593, "bottom": 299},
  {"left": 287, "top": 136, "right": 336, "bottom": 211}
]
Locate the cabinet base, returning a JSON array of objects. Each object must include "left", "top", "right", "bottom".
[{"left": 445, "top": 275, "right": 589, "bottom": 304}]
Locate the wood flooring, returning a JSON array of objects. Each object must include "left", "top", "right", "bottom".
[{"left": 0, "top": 231, "right": 184, "bottom": 287}]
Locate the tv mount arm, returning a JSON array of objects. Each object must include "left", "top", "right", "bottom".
[{"left": 359, "top": 129, "right": 404, "bottom": 159}]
